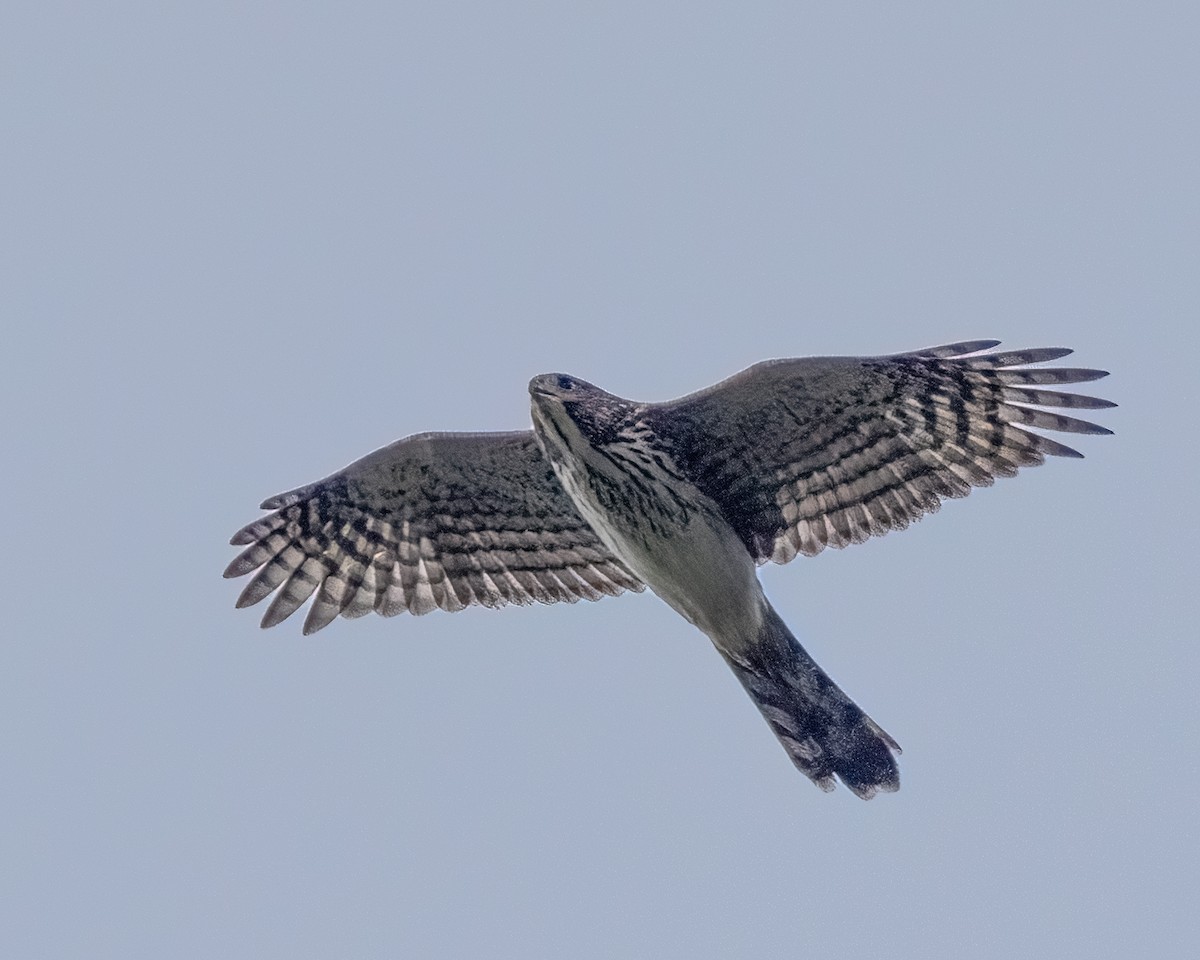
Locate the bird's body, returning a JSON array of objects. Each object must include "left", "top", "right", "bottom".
[
  {"left": 530, "top": 379, "right": 763, "bottom": 647},
  {"left": 226, "top": 341, "right": 1113, "bottom": 798}
]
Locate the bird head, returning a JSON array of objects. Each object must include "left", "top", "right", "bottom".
[{"left": 528, "top": 373, "right": 634, "bottom": 448}]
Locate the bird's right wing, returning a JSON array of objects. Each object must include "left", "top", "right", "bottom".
[
  {"left": 224, "top": 430, "right": 643, "bottom": 634},
  {"left": 647, "top": 340, "right": 1114, "bottom": 563}
]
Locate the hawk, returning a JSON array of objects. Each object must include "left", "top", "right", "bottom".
[{"left": 225, "top": 341, "right": 1113, "bottom": 798}]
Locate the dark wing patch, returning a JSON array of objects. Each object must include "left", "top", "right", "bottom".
[
  {"left": 225, "top": 430, "right": 643, "bottom": 633},
  {"left": 648, "top": 342, "right": 1114, "bottom": 563}
]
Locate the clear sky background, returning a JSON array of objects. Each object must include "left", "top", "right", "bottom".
[{"left": 3, "top": 3, "right": 1197, "bottom": 958}]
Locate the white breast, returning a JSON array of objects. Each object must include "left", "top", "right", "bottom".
[{"left": 547, "top": 434, "right": 767, "bottom": 650}]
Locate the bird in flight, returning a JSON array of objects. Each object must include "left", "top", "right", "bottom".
[{"left": 225, "top": 341, "right": 1113, "bottom": 798}]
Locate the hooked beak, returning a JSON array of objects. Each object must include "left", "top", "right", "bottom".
[{"left": 529, "top": 374, "right": 563, "bottom": 400}]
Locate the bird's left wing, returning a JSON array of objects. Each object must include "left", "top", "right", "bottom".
[
  {"left": 646, "top": 341, "right": 1114, "bottom": 563},
  {"left": 225, "top": 430, "right": 643, "bottom": 633}
]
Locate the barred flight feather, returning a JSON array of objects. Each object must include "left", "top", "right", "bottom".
[
  {"left": 224, "top": 431, "right": 644, "bottom": 632},
  {"left": 646, "top": 342, "right": 1113, "bottom": 564}
]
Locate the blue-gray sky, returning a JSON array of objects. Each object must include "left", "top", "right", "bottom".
[{"left": 3, "top": 3, "right": 1197, "bottom": 957}]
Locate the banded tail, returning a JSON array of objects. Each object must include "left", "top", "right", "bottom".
[{"left": 722, "top": 604, "right": 900, "bottom": 798}]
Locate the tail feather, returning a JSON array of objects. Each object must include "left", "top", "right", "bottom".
[{"left": 722, "top": 604, "right": 900, "bottom": 799}]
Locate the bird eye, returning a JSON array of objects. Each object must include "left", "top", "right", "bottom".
[{"left": 556, "top": 375, "right": 575, "bottom": 391}]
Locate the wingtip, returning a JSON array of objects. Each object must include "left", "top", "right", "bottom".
[
  {"left": 301, "top": 616, "right": 327, "bottom": 637},
  {"left": 260, "top": 484, "right": 315, "bottom": 511},
  {"left": 259, "top": 609, "right": 289, "bottom": 630},
  {"left": 960, "top": 338, "right": 1003, "bottom": 353},
  {"left": 1036, "top": 435, "right": 1086, "bottom": 458}
]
